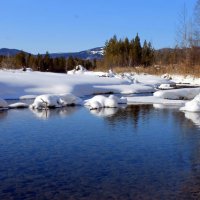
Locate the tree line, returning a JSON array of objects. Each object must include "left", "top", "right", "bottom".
[
  {"left": 1, "top": 0, "right": 200, "bottom": 74},
  {"left": 0, "top": 52, "right": 96, "bottom": 72},
  {"left": 102, "top": 34, "right": 154, "bottom": 68}
]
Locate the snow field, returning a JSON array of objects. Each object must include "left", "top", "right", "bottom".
[{"left": 1, "top": 68, "right": 200, "bottom": 113}]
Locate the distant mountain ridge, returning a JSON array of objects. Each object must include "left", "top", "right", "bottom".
[
  {"left": 49, "top": 47, "right": 104, "bottom": 59},
  {"left": 0, "top": 48, "right": 23, "bottom": 56},
  {"left": 0, "top": 47, "right": 104, "bottom": 60}
]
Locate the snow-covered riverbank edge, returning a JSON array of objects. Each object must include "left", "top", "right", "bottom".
[{"left": 1, "top": 69, "right": 200, "bottom": 112}]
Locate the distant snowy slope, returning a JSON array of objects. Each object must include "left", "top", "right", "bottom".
[{"left": 49, "top": 47, "right": 104, "bottom": 59}]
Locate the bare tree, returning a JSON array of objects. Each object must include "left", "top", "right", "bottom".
[
  {"left": 175, "top": 3, "right": 195, "bottom": 65},
  {"left": 194, "top": 0, "right": 200, "bottom": 46},
  {"left": 176, "top": 4, "right": 189, "bottom": 48}
]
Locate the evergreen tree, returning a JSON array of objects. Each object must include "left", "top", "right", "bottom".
[
  {"left": 141, "top": 40, "right": 149, "bottom": 66},
  {"left": 133, "top": 34, "right": 142, "bottom": 66},
  {"left": 124, "top": 37, "right": 130, "bottom": 66},
  {"left": 42, "top": 51, "right": 52, "bottom": 71},
  {"left": 66, "top": 56, "right": 75, "bottom": 70},
  {"left": 15, "top": 51, "right": 26, "bottom": 68},
  {"left": 129, "top": 39, "right": 135, "bottom": 66},
  {"left": 35, "top": 54, "right": 43, "bottom": 71}
]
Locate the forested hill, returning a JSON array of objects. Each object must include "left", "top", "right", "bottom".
[
  {"left": 49, "top": 47, "right": 103, "bottom": 59},
  {"left": 0, "top": 48, "right": 22, "bottom": 56},
  {"left": 0, "top": 47, "right": 104, "bottom": 60}
]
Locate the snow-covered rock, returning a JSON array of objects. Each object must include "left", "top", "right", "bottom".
[
  {"left": 161, "top": 74, "right": 172, "bottom": 80},
  {"left": 180, "top": 94, "right": 200, "bottom": 112},
  {"left": 108, "top": 95, "right": 127, "bottom": 104},
  {"left": 67, "top": 65, "right": 87, "bottom": 75},
  {"left": 9, "top": 102, "right": 29, "bottom": 109},
  {"left": 158, "top": 83, "right": 176, "bottom": 90},
  {"left": 114, "top": 73, "right": 135, "bottom": 83},
  {"left": 30, "top": 94, "right": 82, "bottom": 109},
  {"left": 84, "top": 95, "right": 127, "bottom": 109},
  {"left": 23, "top": 68, "right": 33, "bottom": 72},
  {"left": 108, "top": 69, "right": 115, "bottom": 77},
  {"left": 154, "top": 88, "right": 200, "bottom": 100},
  {"left": 59, "top": 94, "right": 82, "bottom": 106},
  {"left": 0, "top": 98, "right": 8, "bottom": 110},
  {"left": 184, "top": 112, "right": 200, "bottom": 127}
]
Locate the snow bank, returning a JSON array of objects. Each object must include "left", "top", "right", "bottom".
[
  {"left": 0, "top": 70, "right": 175, "bottom": 100},
  {"left": 30, "top": 94, "right": 82, "bottom": 109},
  {"left": 0, "top": 98, "right": 8, "bottom": 110},
  {"left": 84, "top": 95, "right": 127, "bottom": 109},
  {"left": 153, "top": 104, "right": 181, "bottom": 109},
  {"left": 158, "top": 84, "right": 175, "bottom": 90},
  {"left": 154, "top": 88, "right": 200, "bottom": 100},
  {"left": 127, "top": 96, "right": 186, "bottom": 105},
  {"left": 0, "top": 70, "right": 133, "bottom": 99},
  {"left": 134, "top": 74, "right": 175, "bottom": 87},
  {"left": 9, "top": 102, "right": 29, "bottom": 109},
  {"left": 180, "top": 94, "right": 200, "bottom": 112},
  {"left": 184, "top": 112, "right": 200, "bottom": 127},
  {"left": 94, "top": 84, "right": 155, "bottom": 94},
  {"left": 171, "top": 75, "right": 200, "bottom": 85}
]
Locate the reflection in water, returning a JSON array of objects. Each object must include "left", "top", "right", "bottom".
[
  {"left": 1, "top": 105, "right": 200, "bottom": 199},
  {"left": 30, "top": 106, "right": 80, "bottom": 119},
  {"left": 89, "top": 105, "right": 127, "bottom": 118},
  {"left": 0, "top": 110, "right": 8, "bottom": 120},
  {"left": 184, "top": 111, "right": 200, "bottom": 129},
  {"left": 90, "top": 108, "right": 119, "bottom": 117},
  {"left": 153, "top": 103, "right": 182, "bottom": 109},
  {"left": 105, "top": 105, "right": 152, "bottom": 129}
]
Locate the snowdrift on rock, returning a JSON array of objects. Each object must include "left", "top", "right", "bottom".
[
  {"left": 0, "top": 98, "right": 8, "bottom": 110},
  {"left": 84, "top": 95, "right": 127, "bottom": 109},
  {"left": 154, "top": 88, "right": 200, "bottom": 100},
  {"left": 30, "top": 94, "right": 82, "bottom": 109},
  {"left": 9, "top": 102, "right": 29, "bottom": 109},
  {"left": 180, "top": 94, "right": 200, "bottom": 112}
]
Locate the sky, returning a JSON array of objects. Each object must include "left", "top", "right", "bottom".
[{"left": 0, "top": 0, "right": 197, "bottom": 54}]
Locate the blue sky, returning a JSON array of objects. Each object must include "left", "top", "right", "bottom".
[{"left": 0, "top": 0, "right": 196, "bottom": 54}]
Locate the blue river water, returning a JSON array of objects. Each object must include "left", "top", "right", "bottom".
[{"left": 0, "top": 105, "right": 200, "bottom": 200}]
